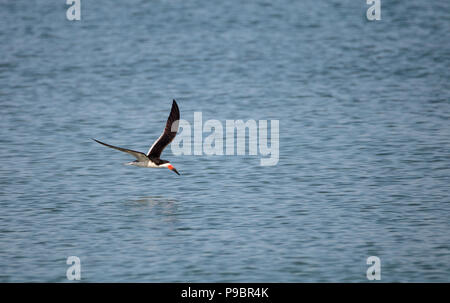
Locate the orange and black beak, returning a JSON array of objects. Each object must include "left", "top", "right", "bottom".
[{"left": 168, "top": 165, "right": 180, "bottom": 175}]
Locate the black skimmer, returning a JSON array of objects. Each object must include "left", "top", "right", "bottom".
[{"left": 92, "top": 100, "right": 181, "bottom": 175}]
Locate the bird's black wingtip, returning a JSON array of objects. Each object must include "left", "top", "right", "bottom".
[
  {"left": 171, "top": 99, "right": 180, "bottom": 114},
  {"left": 92, "top": 138, "right": 103, "bottom": 145}
]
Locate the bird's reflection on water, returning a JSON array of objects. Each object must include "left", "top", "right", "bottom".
[{"left": 125, "top": 196, "right": 180, "bottom": 223}]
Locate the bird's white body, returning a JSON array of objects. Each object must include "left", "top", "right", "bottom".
[{"left": 127, "top": 161, "right": 171, "bottom": 168}]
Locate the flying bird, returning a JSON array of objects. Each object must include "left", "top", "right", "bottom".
[{"left": 92, "top": 100, "right": 180, "bottom": 175}]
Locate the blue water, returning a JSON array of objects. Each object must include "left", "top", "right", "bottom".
[{"left": 1, "top": 0, "right": 449, "bottom": 282}]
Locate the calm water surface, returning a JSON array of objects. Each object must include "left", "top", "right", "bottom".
[{"left": 0, "top": 0, "right": 449, "bottom": 282}]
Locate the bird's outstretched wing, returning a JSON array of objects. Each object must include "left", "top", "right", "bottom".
[
  {"left": 92, "top": 138, "right": 149, "bottom": 162},
  {"left": 147, "top": 100, "right": 180, "bottom": 158}
]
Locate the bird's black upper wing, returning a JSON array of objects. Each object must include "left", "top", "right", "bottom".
[
  {"left": 92, "top": 138, "right": 149, "bottom": 162},
  {"left": 147, "top": 100, "right": 180, "bottom": 158}
]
